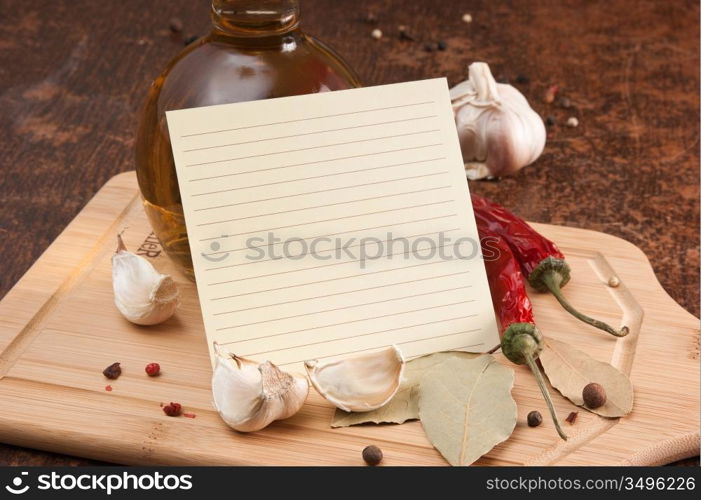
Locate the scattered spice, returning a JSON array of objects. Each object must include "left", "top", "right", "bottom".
[
  {"left": 608, "top": 276, "right": 621, "bottom": 288},
  {"left": 437, "top": 40, "right": 447, "bottom": 51},
  {"left": 558, "top": 96, "right": 572, "bottom": 109},
  {"left": 515, "top": 74, "right": 530, "bottom": 85},
  {"left": 462, "top": 13, "right": 473, "bottom": 23},
  {"left": 145, "top": 362, "right": 161, "bottom": 377},
  {"left": 565, "top": 411, "right": 578, "bottom": 424},
  {"left": 543, "top": 84, "right": 559, "bottom": 103},
  {"left": 163, "top": 402, "right": 183, "bottom": 417},
  {"left": 527, "top": 410, "right": 543, "bottom": 427},
  {"left": 398, "top": 25, "right": 415, "bottom": 41},
  {"left": 183, "top": 34, "right": 198, "bottom": 46},
  {"left": 103, "top": 362, "right": 122, "bottom": 380},
  {"left": 364, "top": 11, "right": 378, "bottom": 24},
  {"left": 566, "top": 116, "right": 579, "bottom": 128},
  {"left": 183, "top": 412, "right": 197, "bottom": 419},
  {"left": 168, "top": 17, "right": 183, "bottom": 33},
  {"left": 423, "top": 42, "right": 436, "bottom": 52},
  {"left": 362, "top": 445, "right": 383, "bottom": 466},
  {"left": 105, "top": 385, "right": 113, "bottom": 392},
  {"left": 371, "top": 28, "right": 383, "bottom": 40},
  {"left": 545, "top": 116, "right": 556, "bottom": 127},
  {"left": 582, "top": 383, "right": 607, "bottom": 409}
]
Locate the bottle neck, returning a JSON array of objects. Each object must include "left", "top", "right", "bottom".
[{"left": 211, "top": 0, "right": 300, "bottom": 37}]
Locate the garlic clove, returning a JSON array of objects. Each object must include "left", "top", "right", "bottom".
[
  {"left": 111, "top": 235, "right": 180, "bottom": 325},
  {"left": 305, "top": 345, "right": 405, "bottom": 412},
  {"left": 211, "top": 344, "right": 308, "bottom": 433}
]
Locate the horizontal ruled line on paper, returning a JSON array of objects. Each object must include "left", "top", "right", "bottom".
[
  {"left": 194, "top": 174, "right": 449, "bottom": 212},
  {"left": 212, "top": 271, "right": 470, "bottom": 315},
  {"left": 206, "top": 232, "right": 458, "bottom": 275},
  {"left": 217, "top": 300, "right": 477, "bottom": 340},
  {"left": 241, "top": 321, "right": 480, "bottom": 357},
  {"left": 180, "top": 100, "right": 436, "bottom": 138},
  {"left": 204, "top": 227, "right": 461, "bottom": 272},
  {"left": 193, "top": 166, "right": 448, "bottom": 205},
  {"left": 196, "top": 186, "right": 451, "bottom": 220},
  {"left": 189, "top": 149, "right": 445, "bottom": 183},
  {"left": 214, "top": 285, "right": 472, "bottom": 325},
  {"left": 205, "top": 213, "right": 458, "bottom": 255},
  {"left": 207, "top": 241, "right": 462, "bottom": 286},
  {"left": 198, "top": 196, "right": 453, "bottom": 230},
  {"left": 210, "top": 258, "right": 457, "bottom": 300},
  {"left": 280, "top": 334, "right": 485, "bottom": 367},
  {"left": 182, "top": 115, "right": 439, "bottom": 152},
  {"left": 185, "top": 129, "right": 440, "bottom": 167}
]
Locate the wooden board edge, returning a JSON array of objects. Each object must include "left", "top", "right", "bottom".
[{"left": 0, "top": 171, "right": 140, "bottom": 376}]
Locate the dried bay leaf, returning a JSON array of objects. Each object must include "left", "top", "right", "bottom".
[
  {"left": 418, "top": 355, "right": 516, "bottom": 466},
  {"left": 539, "top": 337, "right": 633, "bottom": 417},
  {"left": 331, "top": 351, "right": 479, "bottom": 428}
]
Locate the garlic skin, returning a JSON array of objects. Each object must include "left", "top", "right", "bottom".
[
  {"left": 111, "top": 235, "right": 180, "bottom": 325},
  {"left": 305, "top": 345, "right": 405, "bottom": 412},
  {"left": 450, "top": 62, "right": 546, "bottom": 180},
  {"left": 211, "top": 344, "right": 308, "bottom": 432}
]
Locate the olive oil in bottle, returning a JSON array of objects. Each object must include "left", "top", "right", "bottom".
[{"left": 135, "top": 0, "right": 361, "bottom": 279}]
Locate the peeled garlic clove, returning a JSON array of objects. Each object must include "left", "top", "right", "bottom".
[
  {"left": 305, "top": 345, "right": 404, "bottom": 412},
  {"left": 450, "top": 62, "right": 546, "bottom": 179},
  {"left": 111, "top": 235, "right": 179, "bottom": 325},
  {"left": 211, "top": 344, "right": 308, "bottom": 432}
]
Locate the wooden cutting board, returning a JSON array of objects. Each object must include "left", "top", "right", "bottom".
[{"left": 0, "top": 171, "right": 698, "bottom": 466}]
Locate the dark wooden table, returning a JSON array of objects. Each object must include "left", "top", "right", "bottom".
[{"left": 0, "top": 0, "right": 698, "bottom": 466}]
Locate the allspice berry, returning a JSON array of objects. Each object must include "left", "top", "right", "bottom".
[
  {"left": 527, "top": 410, "right": 543, "bottom": 427},
  {"left": 582, "top": 382, "right": 607, "bottom": 409},
  {"left": 362, "top": 445, "right": 383, "bottom": 466}
]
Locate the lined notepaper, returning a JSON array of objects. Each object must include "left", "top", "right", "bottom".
[{"left": 166, "top": 78, "right": 499, "bottom": 369}]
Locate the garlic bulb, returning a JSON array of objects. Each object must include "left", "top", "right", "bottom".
[
  {"left": 211, "top": 344, "right": 308, "bottom": 432},
  {"left": 305, "top": 345, "right": 404, "bottom": 412},
  {"left": 450, "top": 62, "right": 546, "bottom": 180},
  {"left": 111, "top": 235, "right": 179, "bottom": 325}
]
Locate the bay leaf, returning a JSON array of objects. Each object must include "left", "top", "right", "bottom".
[
  {"left": 539, "top": 337, "right": 634, "bottom": 417},
  {"left": 331, "top": 351, "right": 479, "bottom": 428},
  {"left": 418, "top": 355, "right": 516, "bottom": 466}
]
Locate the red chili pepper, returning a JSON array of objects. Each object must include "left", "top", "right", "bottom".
[
  {"left": 479, "top": 223, "right": 567, "bottom": 440},
  {"left": 472, "top": 194, "right": 628, "bottom": 338}
]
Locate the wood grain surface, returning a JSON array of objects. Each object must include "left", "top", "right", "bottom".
[
  {"left": 0, "top": 0, "right": 698, "bottom": 465},
  {"left": 0, "top": 171, "right": 697, "bottom": 466}
]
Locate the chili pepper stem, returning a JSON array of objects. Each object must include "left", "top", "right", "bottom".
[
  {"left": 541, "top": 271, "right": 629, "bottom": 338},
  {"left": 523, "top": 352, "right": 568, "bottom": 441}
]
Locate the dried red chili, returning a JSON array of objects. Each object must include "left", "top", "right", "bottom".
[
  {"left": 479, "top": 222, "right": 567, "bottom": 440},
  {"left": 472, "top": 194, "right": 628, "bottom": 338}
]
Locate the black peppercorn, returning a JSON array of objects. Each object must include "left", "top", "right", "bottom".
[
  {"left": 437, "top": 40, "right": 447, "bottom": 51},
  {"left": 527, "top": 410, "right": 543, "bottom": 427},
  {"left": 582, "top": 382, "right": 607, "bottom": 409},
  {"left": 515, "top": 74, "right": 530, "bottom": 84},
  {"left": 103, "top": 362, "right": 122, "bottom": 380},
  {"left": 362, "top": 445, "right": 383, "bottom": 466},
  {"left": 558, "top": 96, "right": 572, "bottom": 109},
  {"left": 168, "top": 17, "right": 183, "bottom": 33}
]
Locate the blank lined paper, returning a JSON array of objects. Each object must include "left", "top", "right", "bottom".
[{"left": 166, "top": 78, "right": 500, "bottom": 369}]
